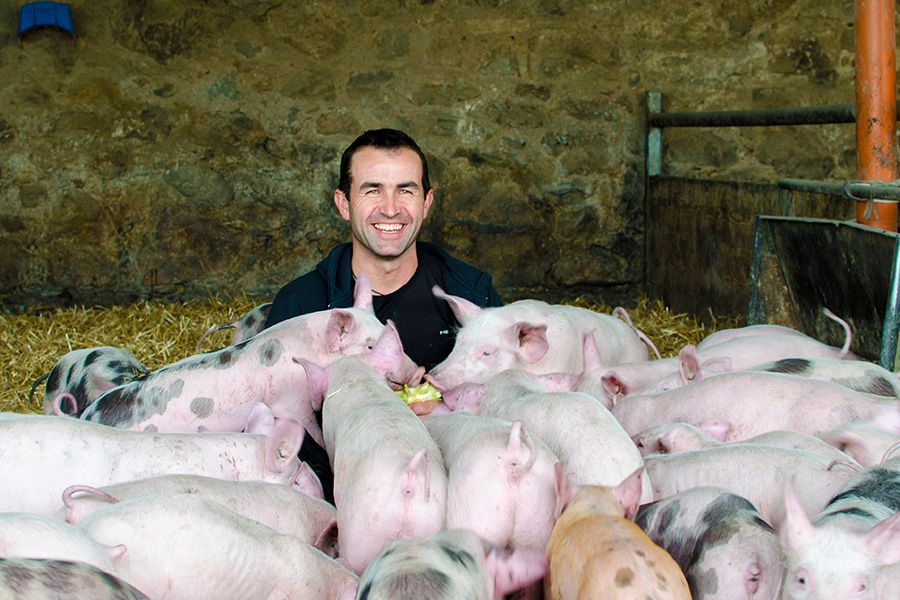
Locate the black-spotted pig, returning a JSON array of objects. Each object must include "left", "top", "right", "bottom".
[
  {"left": 635, "top": 486, "right": 784, "bottom": 600},
  {"left": 357, "top": 528, "right": 547, "bottom": 600}
]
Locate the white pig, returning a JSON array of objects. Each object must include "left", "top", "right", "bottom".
[
  {"left": 750, "top": 357, "right": 900, "bottom": 398},
  {"left": 0, "top": 557, "right": 150, "bottom": 600},
  {"left": 0, "top": 413, "right": 308, "bottom": 515},
  {"left": 0, "top": 512, "right": 123, "bottom": 574},
  {"left": 611, "top": 371, "right": 899, "bottom": 441},
  {"left": 643, "top": 445, "right": 858, "bottom": 529},
  {"left": 444, "top": 369, "right": 652, "bottom": 503},
  {"left": 428, "top": 288, "right": 649, "bottom": 391},
  {"left": 818, "top": 421, "right": 900, "bottom": 468},
  {"left": 779, "top": 457, "right": 900, "bottom": 599},
  {"left": 356, "top": 528, "right": 547, "bottom": 600},
  {"left": 75, "top": 493, "right": 358, "bottom": 600},
  {"left": 80, "top": 276, "right": 422, "bottom": 447},
  {"left": 57, "top": 474, "right": 337, "bottom": 555},
  {"left": 306, "top": 356, "right": 447, "bottom": 574},
  {"left": 425, "top": 413, "right": 569, "bottom": 552},
  {"left": 631, "top": 420, "right": 863, "bottom": 467}
]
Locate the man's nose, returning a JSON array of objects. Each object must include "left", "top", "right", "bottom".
[{"left": 380, "top": 191, "right": 401, "bottom": 216}]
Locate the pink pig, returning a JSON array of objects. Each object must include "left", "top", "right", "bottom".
[
  {"left": 80, "top": 276, "right": 421, "bottom": 448},
  {"left": 428, "top": 287, "right": 649, "bottom": 392},
  {"left": 425, "top": 413, "right": 570, "bottom": 552},
  {"left": 304, "top": 355, "right": 447, "bottom": 574},
  {"left": 75, "top": 493, "right": 359, "bottom": 600},
  {"left": 443, "top": 368, "right": 652, "bottom": 503},
  {"left": 0, "top": 413, "right": 309, "bottom": 515},
  {"left": 611, "top": 371, "right": 899, "bottom": 441}
]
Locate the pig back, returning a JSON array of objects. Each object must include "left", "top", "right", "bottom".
[
  {"left": 644, "top": 444, "right": 858, "bottom": 528},
  {"left": 476, "top": 380, "right": 649, "bottom": 499}
]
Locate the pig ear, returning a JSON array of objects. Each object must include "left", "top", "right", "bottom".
[
  {"left": 485, "top": 547, "right": 548, "bottom": 598},
  {"left": 614, "top": 466, "right": 644, "bottom": 521},
  {"left": 88, "top": 373, "right": 122, "bottom": 400},
  {"left": 107, "top": 544, "right": 128, "bottom": 564},
  {"left": 864, "top": 512, "right": 900, "bottom": 564},
  {"left": 601, "top": 372, "right": 628, "bottom": 401},
  {"left": 325, "top": 310, "right": 356, "bottom": 353},
  {"left": 369, "top": 321, "right": 404, "bottom": 362},
  {"left": 244, "top": 402, "right": 276, "bottom": 435},
  {"left": 678, "top": 344, "right": 701, "bottom": 382},
  {"left": 515, "top": 323, "right": 549, "bottom": 363},
  {"left": 432, "top": 285, "right": 481, "bottom": 325},
  {"left": 314, "top": 520, "right": 340, "bottom": 558},
  {"left": 781, "top": 479, "right": 815, "bottom": 549},
  {"left": 295, "top": 358, "right": 328, "bottom": 411},
  {"left": 291, "top": 461, "right": 324, "bottom": 499},
  {"left": 695, "top": 419, "right": 731, "bottom": 442},
  {"left": 264, "top": 418, "right": 306, "bottom": 474},
  {"left": 581, "top": 333, "right": 603, "bottom": 373},
  {"left": 353, "top": 274, "right": 374, "bottom": 310}
]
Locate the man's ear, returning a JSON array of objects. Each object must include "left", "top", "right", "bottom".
[
  {"left": 422, "top": 188, "right": 434, "bottom": 219},
  {"left": 334, "top": 188, "right": 350, "bottom": 221}
]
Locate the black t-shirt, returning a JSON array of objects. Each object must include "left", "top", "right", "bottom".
[{"left": 371, "top": 250, "right": 459, "bottom": 372}]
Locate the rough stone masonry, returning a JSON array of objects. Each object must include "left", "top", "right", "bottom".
[{"left": 0, "top": 1, "right": 875, "bottom": 310}]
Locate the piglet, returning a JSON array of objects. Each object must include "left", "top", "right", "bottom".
[
  {"left": 58, "top": 474, "right": 337, "bottom": 555},
  {"left": 429, "top": 289, "right": 649, "bottom": 391},
  {"left": 425, "top": 413, "right": 569, "bottom": 552},
  {"left": 818, "top": 421, "right": 900, "bottom": 467},
  {"left": 750, "top": 357, "right": 900, "bottom": 398},
  {"left": 445, "top": 368, "right": 652, "bottom": 503},
  {"left": 31, "top": 346, "right": 149, "bottom": 417},
  {"left": 779, "top": 457, "right": 900, "bottom": 599},
  {"left": 0, "top": 557, "right": 150, "bottom": 600},
  {"left": 357, "top": 528, "right": 547, "bottom": 600},
  {"left": 80, "top": 276, "right": 421, "bottom": 447},
  {"left": 611, "top": 371, "right": 898, "bottom": 441},
  {"left": 643, "top": 444, "right": 858, "bottom": 529},
  {"left": 306, "top": 355, "right": 447, "bottom": 574},
  {"left": 0, "top": 512, "right": 124, "bottom": 575},
  {"left": 635, "top": 486, "right": 784, "bottom": 600},
  {"left": 544, "top": 467, "right": 691, "bottom": 599},
  {"left": 0, "top": 413, "right": 308, "bottom": 515},
  {"left": 75, "top": 493, "right": 358, "bottom": 600},
  {"left": 632, "top": 420, "right": 863, "bottom": 467}
]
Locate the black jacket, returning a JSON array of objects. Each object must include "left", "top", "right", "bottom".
[{"left": 264, "top": 241, "right": 502, "bottom": 328}]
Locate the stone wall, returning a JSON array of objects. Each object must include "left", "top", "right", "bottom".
[{"left": 0, "top": 0, "right": 889, "bottom": 311}]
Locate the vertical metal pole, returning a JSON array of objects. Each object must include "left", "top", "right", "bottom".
[
  {"left": 855, "top": 0, "right": 898, "bottom": 231},
  {"left": 646, "top": 92, "right": 663, "bottom": 177},
  {"left": 879, "top": 237, "right": 900, "bottom": 369}
]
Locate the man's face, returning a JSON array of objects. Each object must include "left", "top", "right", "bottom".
[{"left": 334, "top": 146, "right": 433, "bottom": 262}]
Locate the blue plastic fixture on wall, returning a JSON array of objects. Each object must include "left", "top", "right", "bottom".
[{"left": 17, "top": 2, "right": 75, "bottom": 37}]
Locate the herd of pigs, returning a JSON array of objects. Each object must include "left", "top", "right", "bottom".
[{"left": 1, "top": 276, "right": 898, "bottom": 599}]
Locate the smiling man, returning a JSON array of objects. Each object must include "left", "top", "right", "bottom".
[
  {"left": 263, "top": 129, "right": 502, "bottom": 502},
  {"left": 264, "top": 128, "right": 502, "bottom": 371}
]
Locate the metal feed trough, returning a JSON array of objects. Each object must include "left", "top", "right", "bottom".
[{"left": 748, "top": 215, "right": 900, "bottom": 369}]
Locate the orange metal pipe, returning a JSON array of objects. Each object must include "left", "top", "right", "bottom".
[{"left": 855, "top": 0, "right": 898, "bottom": 231}]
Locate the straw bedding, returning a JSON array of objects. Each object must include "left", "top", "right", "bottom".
[{"left": 0, "top": 296, "right": 743, "bottom": 414}]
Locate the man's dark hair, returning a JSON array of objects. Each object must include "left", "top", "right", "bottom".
[{"left": 338, "top": 128, "right": 431, "bottom": 198}]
